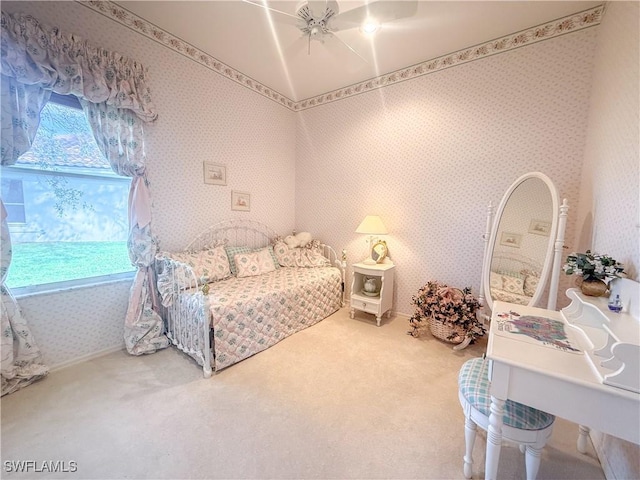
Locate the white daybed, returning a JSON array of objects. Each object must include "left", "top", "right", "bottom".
[{"left": 154, "top": 220, "right": 345, "bottom": 377}]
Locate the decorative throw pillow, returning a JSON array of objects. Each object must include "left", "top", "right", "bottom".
[
  {"left": 520, "top": 269, "right": 540, "bottom": 278},
  {"left": 501, "top": 274, "right": 525, "bottom": 296},
  {"left": 273, "top": 240, "right": 330, "bottom": 268},
  {"left": 226, "top": 245, "right": 279, "bottom": 275},
  {"left": 162, "top": 245, "right": 231, "bottom": 285},
  {"left": 273, "top": 241, "right": 290, "bottom": 261},
  {"left": 523, "top": 275, "right": 540, "bottom": 297},
  {"left": 490, "top": 272, "right": 503, "bottom": 290},
  {"left": 234, "top": 248, "right": 277, "bottom": 278}
]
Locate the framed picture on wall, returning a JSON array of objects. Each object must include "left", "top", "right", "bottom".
[
  {"left": 528, "top": 219, "right": 551, "bottom": 236},
  {"left": 231, "top": 190, "right": 250, "bottom": 211},
  {"left": 500, "top": 232, "right": 522, "bottom": 248},
  {"left": 203, "top": 162, "right": 226, "bottom": 185}
]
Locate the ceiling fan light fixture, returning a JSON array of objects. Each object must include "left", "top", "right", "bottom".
[{"left": 360, "top": 19, "right": 380, "bottom": 35}]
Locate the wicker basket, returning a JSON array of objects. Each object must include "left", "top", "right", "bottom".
[{"left": 428, "top": 316, "right": 467, "bottom": 344}]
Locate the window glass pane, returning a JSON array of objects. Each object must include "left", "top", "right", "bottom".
[
  {"left": 4, "top": 204, "right": 26, "bottom": 223},
  {"left": 19, "top": 101, "right": 110, "bottom": 170},
  {"left": 4, "top": 99, "right": 134, "bottom": 289},
  {"left": 1, "top": 178, "right": 24, "bottom": 204}
]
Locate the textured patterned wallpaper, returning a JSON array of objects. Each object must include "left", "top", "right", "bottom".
[
  {"left": 577, "top": 1, "right": 639, "bottom": 281},
  {"left": 576, "top": 2, "right": 640, "bottom": 478},
  {"left": 17, "top": 281, "right": 131, "bottom": 369},
  {"left": 295, "top": 28, "right": 598, "bottom": 316}
]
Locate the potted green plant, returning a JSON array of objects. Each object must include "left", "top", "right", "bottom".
[
  {"left": 563, "top": 250, "right": 625, "bottom": 297},
  {"left": 408, "top": 280, "right": 485, "bottom": 346}
]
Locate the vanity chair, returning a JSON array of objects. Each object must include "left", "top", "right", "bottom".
[
  {"left": 458, "top": 172, "right": 568, "bottom": 479},
  {"left": 458, "top": 357, "right": 555, "bottom": 480}
]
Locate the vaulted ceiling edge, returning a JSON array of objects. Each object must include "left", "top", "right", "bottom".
[
  {"left": 297, "top": 5, "right": 604, "bottom": 111},
  {"left": 79, "top": 0, "right": 297, "bottom": 110},
  {"left": 80, "top": 1, "right": 603, "bottom": 112}
]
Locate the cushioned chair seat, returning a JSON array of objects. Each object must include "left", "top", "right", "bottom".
[{"left": 459, "top": 357, "right": 554, "bottom": 431}]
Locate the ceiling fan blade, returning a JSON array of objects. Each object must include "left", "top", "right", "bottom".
[
  {"left": 242, "top": 0, "right": 302, "bottom": 26},
  {"left": 327, "top": 32, "right": 369, "bottom": 64},
  {"left": 330, "top": 0, "right": 418, "bottom": 31},
  {"left": 307, "top": 0, "right": 329, "bottom": 19}
]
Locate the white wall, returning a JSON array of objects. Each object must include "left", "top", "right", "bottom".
[
  {"left": 2, "top": 1, "right": 297, "bottom": 368},
  {"left": 576, "top": 2, "right": 640, "bottom": 478},
  {"left": 295, "top": 27, "right": 598, "bottom": 315},
  {"left": 576, "top": 2, "right": 639, "bottom": 281}
]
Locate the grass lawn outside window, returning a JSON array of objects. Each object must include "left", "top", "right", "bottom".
[{"left": 6, "top": 241, "right": 134, "bottom": 289}]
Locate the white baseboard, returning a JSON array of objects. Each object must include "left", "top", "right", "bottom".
[
  {"left": 49, "top": 344, "right": 125, "bottom": 372},
  {"left": 344, "top": 302, "right": 411, "bottom": 320}
]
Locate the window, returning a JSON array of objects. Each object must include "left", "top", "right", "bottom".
[
  {"left": 3, "top": 94, "right": 135, "bottom": 293},
  {"left": 1, "top": 179, "right": 26, "bottom": 223}
]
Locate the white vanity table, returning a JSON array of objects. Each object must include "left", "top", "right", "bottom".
[
  {"left": 350, "top": 262, "right": 395, "bottom": 326},
  {"left": 484, "top": 284, "right": 640, "bottom": 480},
  {"left": 468, "top": 171, "right": 639, "bottom": 479}
]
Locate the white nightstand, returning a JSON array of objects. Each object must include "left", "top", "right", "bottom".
[{"left": 350, "top": 262, "right": 395, "bottom": 326}]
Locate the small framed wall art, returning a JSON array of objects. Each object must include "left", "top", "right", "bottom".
[
  {"left": 528, "top": 219, "right": 551, "bottom": 236},
  {"left": 231, "top": 190, "right": 250, "bottom": 212},
  {"left": 500, "top": 232, "right": 522, "bottom": 248},
  {"left": 203, "top": 162, "right": 226, "bottom": 185}
]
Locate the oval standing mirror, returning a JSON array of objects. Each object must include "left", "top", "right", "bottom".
[{"left": 482, "top": 172, "right": 560, "bottom": 312}]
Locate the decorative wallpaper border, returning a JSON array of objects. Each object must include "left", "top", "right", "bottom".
[
  {"left": 80, "top": 1, "right": 603, "bottom": 112},
  {"left": 298, "top": 5, "right": 604, "bottom": 110},
  {"left": 80, "top": 0, "right": 297, "bottom": 110}
]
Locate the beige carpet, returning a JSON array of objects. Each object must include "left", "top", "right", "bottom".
[{"left": 1, "top": 308, "right": 604, "bottom": 479}]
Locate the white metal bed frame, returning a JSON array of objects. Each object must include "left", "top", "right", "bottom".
[
  {"left": 157, "top": 219, "right": 346, "bottom": 377},
  {"left": 490, "top": 251, "right": 543, "bottom": 277}
]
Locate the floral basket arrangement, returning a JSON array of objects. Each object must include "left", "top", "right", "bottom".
[
  {"left": 408, "top": 281, "right": 485, "bottom": 344},
  {"left": 563, "top": 250, "right": 625, "bottom": 297}
]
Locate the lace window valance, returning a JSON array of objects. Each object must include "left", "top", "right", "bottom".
[{"left": 1, "top": 11, "right": 157, "bottom": 122}]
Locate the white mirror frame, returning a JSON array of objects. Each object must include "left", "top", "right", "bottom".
[
  {"left": 481, "top": 172, "right": 568, "bottom": 313},
  {"left": 371, "top": 240, "right": 388, "bottom": 264}
]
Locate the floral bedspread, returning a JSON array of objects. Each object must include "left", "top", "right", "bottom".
[{"left": 209, "top": 266, "right": 342, "bottom": 371}]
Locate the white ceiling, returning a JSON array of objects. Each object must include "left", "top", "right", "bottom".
[{"left": 116, "top": 1, "right": 602, "bottom": 101}]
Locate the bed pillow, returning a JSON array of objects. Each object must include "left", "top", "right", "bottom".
[
  {"left": 490, "top": 272, "right": 502, "bottom": 290},
  {"left": 273, "top": 240, "right": 330, "bottom": 268},
  {"left": 523, "top": 274, "right": 540, "bottom": 297},
  {"left": 162, "top": 245, "right": 231, "bottom": 284},
  {"left": 234, "top": 248, "right": 277, "bottom": 278},
  {"left": 226, "top": 245, "right": 280, "bottom": 275},
  {"left": 501, "top": 274, "right": 525, "bottom": 296}
]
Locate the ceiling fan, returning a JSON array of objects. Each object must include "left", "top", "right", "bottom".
[{"left": 243, "top": 0, "right": 418, "bottom": 61}]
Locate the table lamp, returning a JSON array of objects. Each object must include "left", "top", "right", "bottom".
[{"left": 356, "top": 215, "right": 388, "bottom": 264}]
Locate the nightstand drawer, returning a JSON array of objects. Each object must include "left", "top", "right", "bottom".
[{"left": 353, "top": 298, "right": 378, "bottom": 314}]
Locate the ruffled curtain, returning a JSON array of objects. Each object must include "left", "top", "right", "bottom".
[
  {"left": 81, "top": 100, "right": 168, "bottom": 355},
  {"left": 1, "top": 200, "right": 49, "bottom": 396},
  {"left": 0, "top": 78, "right": 51, "bottom": 164},
  {"left": 0, "top": 9, "right": 167, "bottom": 376},
  {"left": 0, "top": 22, "right": 52, "bottom": 394},
  {"left": 1, "top": 11, "right": 157, "bottom": 122}
]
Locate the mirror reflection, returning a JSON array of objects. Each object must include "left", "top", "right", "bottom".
[
  {"left": 372, "top": 240, "right": 387, "bottom": 264},
  {"left": 487, "top": 177, "right": 554, "bottom": 307}
]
